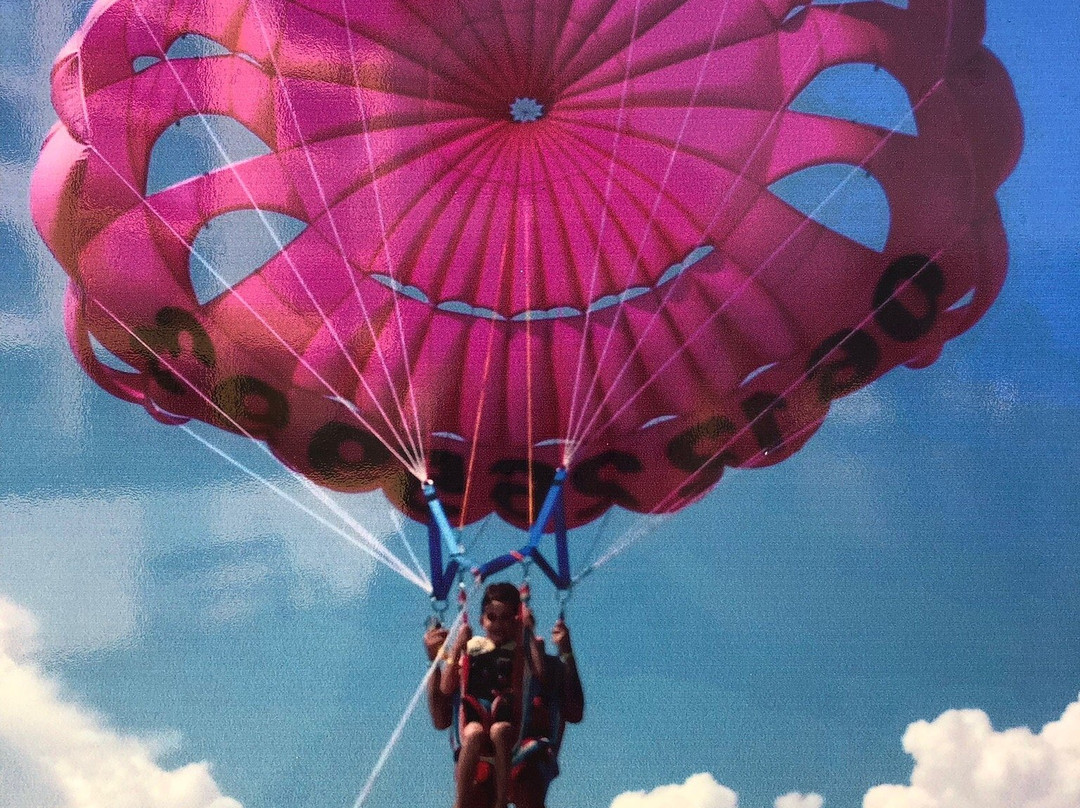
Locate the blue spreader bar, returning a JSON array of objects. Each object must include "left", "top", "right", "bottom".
[{"left": 425, "top": 467, "right": 572, "bottom": 602}]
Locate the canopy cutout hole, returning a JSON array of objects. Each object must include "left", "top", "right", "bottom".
[
  {"left": 640, "top": 414, "right": 678, "bottom": 430},
  {"left": 791, "top": 62, "right": 917, "bottom": 136},
  {"left": 165, "top": 34, "right": 232, "bottom": 60},
  {"left": 133, "top": 56, "right": 160, "bottom": 72},
  {"left": 782, "top": 5, "right": 808, "bottom": 26},
  {"left": 90, "top": 334, "right": 138, "bottom": 373},
  {"left": 768, "top": 163, "right": 890, "bottom": 252},
  {"left": 740, "top": 363, "right": 777, "bottom": 387},
  {"left": 147, "top": 114, "right": 271, "bottom": 194},
  {"left": 948, "top": 288, "right": 976, "bottom": 311},
  {"left": 433, "top": 431, "right": 466, "bottom": 442},
  {"left": 813, "top": 0, "right": 907, "bottom": 6},
  {"left": 190, "top": 210, "right": 307, "bottom": 305}
]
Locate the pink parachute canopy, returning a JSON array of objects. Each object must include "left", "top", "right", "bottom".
[{"left": 32, "top": 0, "right": 1022, "bottom": 530}]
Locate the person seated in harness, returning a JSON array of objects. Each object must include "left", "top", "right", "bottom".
[
  {"left": 423, "top": 583, "right": 584, "bottom": 808},
  {"left": 441, "top": 582, "right": 541, "bottom": 808}
]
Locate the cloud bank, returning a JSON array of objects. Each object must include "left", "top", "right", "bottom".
[
  {"left": 610, "top": 773, "right": 739, "bottom": 808},
  {"left": 608, "top": 695, "right": 1080, "bottom": 808},
  {"left": 0, "top": 598, "right": 242, "bottom": 808},
  {"left": 865, "top": 696, "right": 1080, "bottom": 808},
  {"left": 608, "top": 772, "right": 823, "bottom": 808}
]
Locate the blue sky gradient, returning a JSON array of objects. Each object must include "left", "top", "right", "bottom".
[{"left": 1, "top": 1, "right": 1078, "bottom": 807}]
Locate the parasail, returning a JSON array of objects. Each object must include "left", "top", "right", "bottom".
[{"left": 31, "top": 0, "right": 1022, "bottom": 593}]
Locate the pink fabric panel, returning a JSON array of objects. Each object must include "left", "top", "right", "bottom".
[{"left": 32, "top": 0, "right": 1024, "bottom": 530}]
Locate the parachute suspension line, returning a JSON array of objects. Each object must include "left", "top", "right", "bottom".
[
  {"left": 570, "top": 29, "right": 949, "bottom": 449},
  {"left": 523, "top": 200, "right": 537, "bottom": 528},
  {"left": 80, "top": 141, "right": 423, "bottom": 478},
  {"left": 237, "top": 0, "right": 429, "bottom": 470},
  {"left": 351, "top": 605, "right": 470, "bottom": 808},
  {"left": 564, "top": 3, "right": 859, "bottom": 451},
  {"left": 94, "top": 298, "right": 428, "bottom": 588},
  {"left": 387, "top": 507, "right": 432, "bottom": 594},
  {"left": 126, "top": 0, "right": 426, "bottom": 477},
  {"left": 578, "top": 246, "right": 955, "bottom": 579},
  {"left": 578, "top": 504, "right": 616, "bottom": 580},
  {"left": 459, "top": 238, "right": 514, "bottom": 528},
  {"left": 183, "top": 424, "right": 430, "bottom": 591},
  {"left": 563, "top": 0, "right": 735, "bottom": 448},
  {"left": 564, "top": 0, "right": 648, "bottom": 447}
]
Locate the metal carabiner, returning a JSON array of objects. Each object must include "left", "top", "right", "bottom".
[
  {"left": 428, "top": 597, "right": 448, "bottom": 628},
  {"left": 556, "top": 587, "right": 572, "bottom": 620}
]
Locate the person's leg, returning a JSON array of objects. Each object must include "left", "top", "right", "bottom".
[
  {"left": 489, "top": 721, "right": 514, "bottom": 808},
  {"left": 455, "top": 722, "right": 487, "bottom": 808},
  {"left": 508, "top": 765, "right": 550, "bottom": 808}
]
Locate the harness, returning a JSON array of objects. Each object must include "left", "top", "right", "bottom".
[{"left": 449, "top": 624, "right": 565, "bottom": 787}]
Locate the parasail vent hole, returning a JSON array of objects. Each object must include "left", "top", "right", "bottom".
[
  {"left": 640, "top": 415, "right": 678, "bottom": 431},
  {"left": 740, "top": 363, "right": 777, "bottom": 387},
  {"left": 433, "top": 431, "right": 467, "bottom": 442},
  {"left": 791, "top": 62, "right": 917, "bottom": 136},
  {"left": 147, "top": 114, "right": 271, "bottom": 195},
  {"left": 89, "top": 334, "right": 138, "bottom": 373},
  {"left": 133, "top": 56, "right": 160, "bottom": 73},
  {"left": 165, "top": 34, "right": 232, "bottom": 60},
  {"left": 768, "top": 163, "right": 890, "bottom": 252},
  {"left": 948, "top": 288, "right": 976, "bottom": 311},
  {"left": 781, "top": 5, "right": 808, "bottom": 26},
  {"left": 813, "top": 0, "right": 907, "bottom": 7},
  {"left": 190, "top": 210, "right": 307, "bottom": 305}
]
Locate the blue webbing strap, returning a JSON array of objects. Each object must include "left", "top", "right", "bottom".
[
  {"left": 426, "top": 468, "right": 573, "bottom": 599},
  {"left": 425, "top": 480, "right": 472, "bottom": 603},
  {"left": 474, "top": 467, "right": 572, "bottom": 590}
]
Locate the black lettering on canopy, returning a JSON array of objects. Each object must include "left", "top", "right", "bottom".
[
  {"left": 131, "top": 307, "right": 216, "bottom": 395},
  {"left": 807, "top": 328, "right": 880, "bottom": 401},
  {"left": 404, "top": 449, "right": 466, "bottom": 518},
  {"left": 873, "top": 253, "right": 946, "bottom": 342},
  {"left": 490, "top": 458, "right": 556, "bottom": 525},
  {"left": 666, "top": 416, "right": 739, "bottom": 500},
  {"left": 740, "top": 392, "right": 787, "bottom": 455},
  {"left": 211, "top": 375, "right": 289, "bottom": 433},
  {"left": 571, "top": 450, "right": 642, "bottom": 521},
  {"left": 308, "top": 421, "right": 395, "bottom": 487}
]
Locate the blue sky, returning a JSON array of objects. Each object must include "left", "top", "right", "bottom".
[{"left": 1, "top": 2, "right": 1079, "bottom": 808}]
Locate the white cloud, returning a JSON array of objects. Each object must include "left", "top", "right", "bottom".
[
  {"left": 610, "top": 773, "right": 738, "bottom": 808},
  {"left": 609, "top": 776, "right": 826, "bottom": 808},
  {"left": 864, "top": 697, "right": 1080, "bottom": 808},
  {"left": 0, "top": 598, "right": 242, "bottom": 808},
  {"left": 776, "top": 794, "right": 824, "bottom": 808}
]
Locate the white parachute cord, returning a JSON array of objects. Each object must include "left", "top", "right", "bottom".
[
  {"left": 563, "top": 2, "right": 852, "bottom": 451},
  {"left": 127, "top": 0, "right": 426, "bottom": 476},
  {"left": 576, "top": 235, "right": 955, "bottom": 582},
  {"left": 570, "top": 24, "right": 938, "bottom": 449},
  {"left": 564, "top": 0, "right": 648, "bottom": 453},
  {"left": 79, "top": 139, "right": 421, "bottom": 478},
  {"left": 387, "top": 506, "right": 431, "bottom": 589},
  {"left": 94, "top": 298, "right": 428, "bottom": 589},
  {"left": 182, "top": 424, "right": 429, "bottom": 590},
  {"left": 351, "top": 589, "right": 478, "bottom": 807},
  {"left": 247, "top": 0, "right": 428, "bottom": 468},
  {"left": 562, "top": 0, "right": 735, "bottom": 447}
]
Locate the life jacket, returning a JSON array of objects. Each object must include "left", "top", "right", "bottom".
[{"left": 449, "top": 633, "right": 565, "bottom": 787}]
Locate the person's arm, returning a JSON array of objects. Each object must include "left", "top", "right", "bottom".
[
  {"left": 552, "top": 618, "right": 584, "bottom": 723},
  {"left": 439, "top": 620, "right": 471, "bottom": 696},
  {"left": 423, "top": 624, "right": 454, "bottom": 730},
  {"left": 521, "top": 605, "right": 546, "bottom": 683}
]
